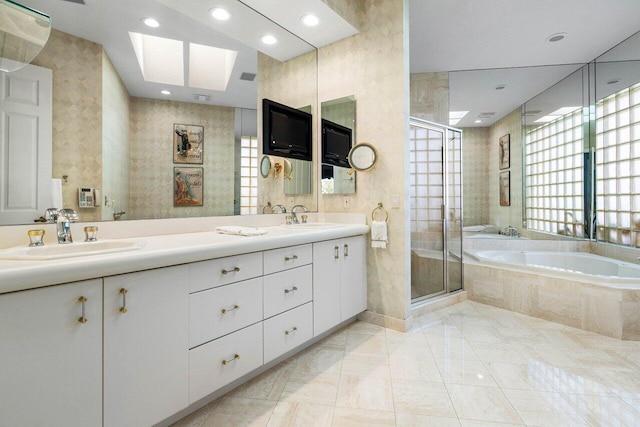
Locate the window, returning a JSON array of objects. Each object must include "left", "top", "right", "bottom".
[
  {"left": 524, "top": 109, "right": 584, "bottom": 236},
  {"left": 239, "top": 136, "right": 258, "bottom": 215},
  {"left": 595, "top": 82, "right": 640, "bottom": 246}
]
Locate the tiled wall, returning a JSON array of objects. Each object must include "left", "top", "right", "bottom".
[
  {"left": 32, "top": 30, "right": 102, "bottom": 221},
  {"left": 102, "top": 52, "right": 130, "bottom": 221},
  {"left": 128, "top": 98, "right": 236, "bottom": 219},
  {"left": 410, "top": 72, "right": 449, "bottom": 124},
  {"left": 257, "top": 50, "right": 318, "bottom": 213},
  {"left": 461, "top": 127, "right": 490, "bottom": 226},
  {"left": 317, "top": 0, "right": 408, "bottom": 325}
]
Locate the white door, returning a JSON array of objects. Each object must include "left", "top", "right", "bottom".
[
  {"left": 340, "top": 235, "right": 367, "bottom": 320},
  {"left": 313, "top": 239, "right": 342, "bottom": 336},
  {"left": 103, "top": 266, "right": 189, "bottom": 427},
  {"left": 0, "top": 64, "right": 53, "bottom": 224},
  {"left": 0, "top": 280, "right": 102, "bottom": 427}
]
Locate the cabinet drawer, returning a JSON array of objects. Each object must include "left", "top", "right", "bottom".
[
  {"left": 189, "top": 252, "right": 262, "bottom": 293},
  {"left": 263, "top": 265, "right": 312, "bottom": 319},
  {"left": 263, "top": 244, "right": 312, "bottom": 275},
  {"left": 189, "top": 277, "right": 263, "bottom": 348},
  {"left": 263, "top": 302, "right": 313, "bottom": 364},
  {"left": 189, "top": 323, "right": 263, "bottom": 403}
]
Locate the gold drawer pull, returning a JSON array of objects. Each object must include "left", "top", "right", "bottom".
[
  {"left": 221, "top": 354, "right": 240, "bottom": 365},
  {"left": 221, "top": 266, "right": 240, "bottom": 275},
  {"left": 334, "top": 246, "right": 339, "bottom": 259},
  {"left": 284, "top": 326, "right": 298, "bottom": 335},
  {"left": 344, "top": 243, "right": 349, "bottom": 257},
  {"left": 221, "top": 304, "right": 240, "bottom": 314},
  {"left": 284, "top": 255, "right": 298, "bottom": 261},
  {"left": 78, "top": 296, "right": 88, "bottom": 324},
  {"left": 119, "top": 288, "right": 128, "bottom": 313},
  {"left": 284, "top": 286, "right": 298, "bottom": 294}
]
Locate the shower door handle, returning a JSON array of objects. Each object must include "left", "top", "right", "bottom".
[{"left": 441, "top": 204, "right": 446, "bottom": 221}]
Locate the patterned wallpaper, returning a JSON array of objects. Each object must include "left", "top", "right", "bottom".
[
  {"left": 102, "top": 51, "right": 130, "bottom": 221},
  {"left": 318, "top": 0, "right": 408, "bottom": 322},
  {"left": 128, "top": 98, "right": 236, "bottom": 219},
  {"left": 320, "top": 0, "right": 364, "bottom": 29},
  {"left": 32, "top": 29, "right": 102, "bottom": 222},
  {"left": 257, "top": 50, "right": 318, "bottom": 213}
]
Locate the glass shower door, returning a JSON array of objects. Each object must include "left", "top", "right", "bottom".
[
  {"left": 410, "top": 123, "right": 446, "bottom": 301},
  {"left": 446, "top": 129, "right": 463, "bottom": 292}
]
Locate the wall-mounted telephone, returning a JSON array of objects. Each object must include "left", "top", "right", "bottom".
[{"left": 78, "top": 187, "right": 100, "bottom": 208}]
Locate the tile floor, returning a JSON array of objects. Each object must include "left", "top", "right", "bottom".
[{"left": 172, "top": 301, "right": 640, "bottom": 427}]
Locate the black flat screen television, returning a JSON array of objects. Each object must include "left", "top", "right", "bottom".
[
  {"left": 321, "top": 119, "right": 352, "bottom": 168},
  {"left": 262, "top": 99, "right": 312, "bottom": 161}
]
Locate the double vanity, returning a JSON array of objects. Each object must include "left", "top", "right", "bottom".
[{"left": 0, "top": 216, "right": 368, "bottom": 426}]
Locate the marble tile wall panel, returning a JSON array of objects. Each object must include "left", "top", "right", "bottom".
[
  {"left": 410, "top": 72, "right": 449, "bottom": 124},
  {"left": 461, "top": 127, "right": 490, "bottom": 226}
]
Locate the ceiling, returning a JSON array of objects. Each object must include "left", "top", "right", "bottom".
[{"left": 15, "top": 0, "right": 640, "bottom": 125}]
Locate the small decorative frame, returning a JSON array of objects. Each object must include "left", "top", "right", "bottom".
[
  {"left": 174, "top": 167, "right": 203, "bottom": 206},
  {"left": 499, "top": 133, "right": 510, "bottom": 170},
  {"left": 499, "top": 171, "right": 510, "bottom": 206},
  {"left": 173, "top": 124, "right": 204, "bottom": 164}
]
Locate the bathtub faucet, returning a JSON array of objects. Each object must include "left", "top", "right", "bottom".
[{"left": 502, "top": 226, "right": 520, "bottom": 237}]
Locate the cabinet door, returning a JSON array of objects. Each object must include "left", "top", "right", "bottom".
[
  {"left": 340, "top": 235, "right": 367, "bottom": 320},
  {"left": 104, "top": 266, "right": 189, "bottom": 427},
  {"left": 0, "top": 280, "right": 102, "bottom": 427},
  {"left": 313, "top": 239, "right": 342, "bottom": 336}
]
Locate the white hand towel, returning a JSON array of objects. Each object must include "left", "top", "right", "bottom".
[
  {"left": 216, "top": 226, "right": 268, "bottom": 236},
  {"left": 371, "top": 220, "right": 387, "bottom": 248},
  {"left": 51, "top": 178, "right": 63, "bottom": 210}
]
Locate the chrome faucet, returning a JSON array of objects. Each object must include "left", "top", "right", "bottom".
[
  {"left": 502, "top": 225, "right": 520, "bottom": 237},
  {"left": 291, "top": 204, "right": 308, "bottom": 224},
  {"left": 56, "top": 209, "right": 77, "bottom": 244},
  {"left": 271, "top": 204, "right": 286, "bottom": 213}
]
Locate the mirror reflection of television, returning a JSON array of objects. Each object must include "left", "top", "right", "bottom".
[
  {"left": 262, "top": 99, "right": 312, "bottom": 161},
  {"left": 321, "top": 119, "right": 352, "bottom": 168}
]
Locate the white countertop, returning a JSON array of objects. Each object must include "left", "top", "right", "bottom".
[{"left": 0, "top": 223, "right": 369, "bottom": 294}]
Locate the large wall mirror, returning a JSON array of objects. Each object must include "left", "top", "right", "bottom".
[
  {"left": 320, "top": 96, "right": 356, "bottom": 195},
  {"left": 0, "top": 0, "right": 319, "bottom": 226}
]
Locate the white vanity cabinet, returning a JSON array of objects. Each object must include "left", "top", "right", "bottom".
[
  {"left": 103, "top": 266, "right": 189, "bottom": 427},
  {"left": 0, "top": 279, "right": 103, "bottom": 427},
  {"left": 313, "top": 235, "right": 367, "bottom": 336}
]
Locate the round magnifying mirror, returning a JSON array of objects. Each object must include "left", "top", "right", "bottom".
[
  {"left": 348, "top": 142, "right": 378, "bottom": 173},
  {"left": 260, "top": 155, "right": 272, "bottom": 178}
]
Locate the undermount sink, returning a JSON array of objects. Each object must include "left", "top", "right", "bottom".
[
  {"left": 279, "top": 222, "right": 345, "bottom": 230},
  {"left": 0, "top": 240, "right": 146, "bottom": 261}
]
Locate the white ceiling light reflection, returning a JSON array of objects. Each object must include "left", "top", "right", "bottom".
[
  {"left": 161, "top": 90, "right": 171, "bottom": 95},
  {"left": 141, "top": 17, "right": 159, "bottom": 28},
  {"left": 301, "top": 14, "right": 320, "bottom": 27},
  {"left": 210, "top": 8, "right": 231, "bottom": 21},
  {"left": 261, "top": 34, "right": 278, "bottom": 45}
]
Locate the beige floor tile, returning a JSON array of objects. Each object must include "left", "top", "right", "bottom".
[
  {"left": 446, "top": 384, "right": 522, "bottom": 424},
  {"left": 569, "top": 348, "right": 635, "bottom": 370},
  {"left": 170, "top": 400, "right": 217, "bottom": 427},
  {"left": 318, "top": 327, "right": 349, "bottom": 348},
  {"left": 395, "top": 412, "right": 461, "bottom": 426},
  {"left": 341, "top": 352, "right": 390, "bottom": 378},
  {"left": 435, "top": 358, "right": 498, "bottom": 387},
  {"left": 591, "top": 367, "right": 640, "bottom": 400},
  {"left": 294, "top": 344, "right": 344, "bottom": 375},
  {"left": 280, "top": 371, "right": 340, "bottom": 406},
  {"left": 458, "top": 420, "right": 523, "bottom": 427},
  {"left": 457, "top": 324, "right": 505, "bottom": 344},
  {"left": 266, "top": 401, "right": 333, "bottom": 427},
  {"left": 229, "top": 364, "right": 293, "bottom": 400},
  {"left": 511, "top": 342, "right": 581, "bottom": 368},
  {"left": 391, "top": 379, "right": 457, "bottom": 417},
  {"left": 389, "top": 354, "right": 442, "bottom": 382},
  {"left": 331, "top": 407, "right": 396, "bottom": 426},
  {"left": 561, "top": 393, "right": 640, "bottom": 426},
  {"left": 387, "top": 335, "right": 432, "bottom": 359},
  {"left": 468, "top": 341, "right": 527, "bottom": 363},
  {"left": 345, "top": 332, "right": 388, "bottom": 356},
  {"left": 335, "top": 374, "right": 394, "bottom": 411},
  {"left": 485, "top": 361, "right": 555, "bottom": 391},
  {"left": 535, "top": 365, "right": 617, "bottom": 397},
  {"left": 501, "top": 389, "right": 588, "bottom": 425},
  {"left": 201, "top": 397, "right": 276, "bottom": 427},
  {"left": 426, "top": 337, "right": 479, "bottom": 360},
  {"left": 347, "top": 320, "right": 386, "bottom": 336}
]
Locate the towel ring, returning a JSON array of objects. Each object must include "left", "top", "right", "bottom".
[{"left": 372, "top": 202, "right": 389, "bottom": 222}]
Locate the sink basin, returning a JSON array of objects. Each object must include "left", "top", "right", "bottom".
[
  {"left": 279, "top": 223, "right": 345, "bottom": 230},
  {"left": 0, "top": 240, "right": 146, "bottom": 260}
]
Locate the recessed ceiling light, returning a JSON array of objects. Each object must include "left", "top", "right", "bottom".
[
  {"left": 261, "top": 34, "right": 277, "bottom": 45},
  {"left": 210, "top": 7, "right": 231, "bottom": 21},
  {"left": 161, "top": 90, "right": 171, "bottom": 95},
  {"left": 474, "top": 119, "right": 482, "bottom": 123},
  {"left": 495, "top": 84, "right": 507, "bottom": 90},
  {"left": 301, "top": 14, "right": 320, "bottom": 26},
  {"left": 547, "top": 32, "right": 567, "bottom": 43},
  {"left": 607, "top": 78, "right": 621, "bottom": 85},
  {"left": 142, "top": 17, "right": 160, "bottom": 28}
]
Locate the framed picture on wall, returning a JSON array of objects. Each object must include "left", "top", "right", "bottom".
[
  {"left": 499, "top": 133, "right": 510, "bottom": 170},
  {"left": 173, "top": 124, "right": 204, "bottom": 164},
  {"left": 499, "top": 171, "right": 510, "bottom": 206},
  {"left": 174, "top": 167, "right": 203, "bottom": 206}
]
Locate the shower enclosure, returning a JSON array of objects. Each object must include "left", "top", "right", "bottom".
[{"left": 409, "top": 118, "right": 463, "bottom": 302}]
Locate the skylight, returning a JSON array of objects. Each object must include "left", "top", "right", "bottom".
[
  {"left": 129, "top": 32, "right": 183, "bottom": 86},
  {"left": 189, "top": 43, "right": 238, "bottom": 91}
]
